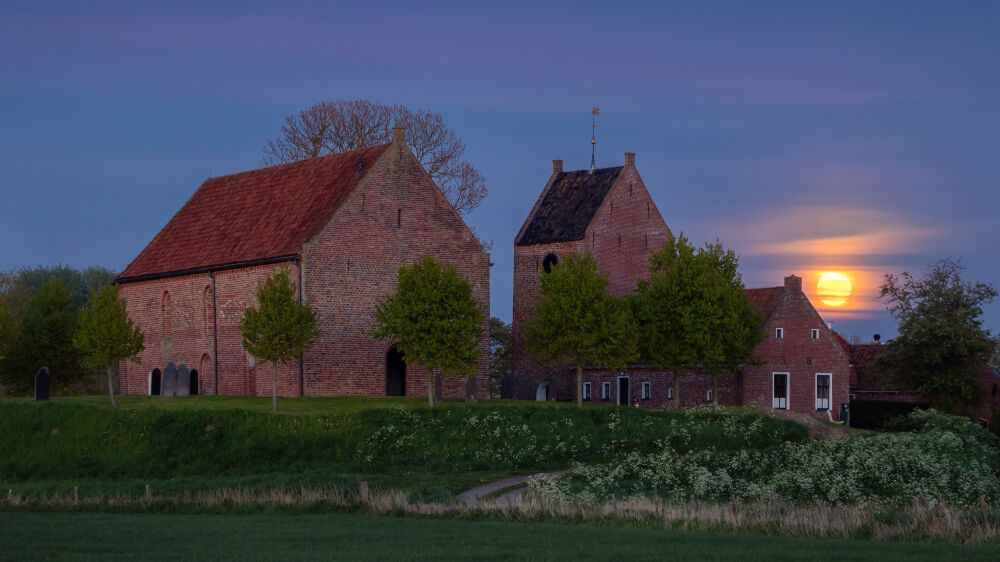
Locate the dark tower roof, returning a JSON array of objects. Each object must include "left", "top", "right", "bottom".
[{"left": 515, "top": 166, "right": 623, "bottom": 246}]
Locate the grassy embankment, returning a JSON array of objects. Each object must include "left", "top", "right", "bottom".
[{"left": 0, "top": 396, "right": 805, "bottom": 501}]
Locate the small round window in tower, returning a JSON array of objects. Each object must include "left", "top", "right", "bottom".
[{"left": 542, "top": 253, "right": 559, "bottom": 274}]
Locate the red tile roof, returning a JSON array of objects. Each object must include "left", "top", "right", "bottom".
[
  {"left": 119, "top": 144, "right": 390, "bottom": 281},
  {"left": 744, "top": 287, "right": 783, "bottom": 320}
]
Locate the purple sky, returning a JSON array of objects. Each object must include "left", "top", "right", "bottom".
[{"left": 1, "top": 1, "right": 997, "bottom": 340}]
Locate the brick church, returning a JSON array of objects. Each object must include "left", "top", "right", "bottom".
[
  {"left": 510, "top": 154, "right": 851, "bottom": 420},
  {"left": 116, "top": 129, "right": 491, "bottom": 399}
]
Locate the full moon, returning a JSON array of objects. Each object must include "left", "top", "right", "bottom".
[{"left": 817, "top": 272, "right": 852, "bottom": 307}]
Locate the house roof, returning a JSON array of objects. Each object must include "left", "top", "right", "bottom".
[
  {"left": 515, "top": 166, "right": 623, "bottom": 246},
  {"left": 744, "top": 287, "right": 783, "bottom": 320},
  {"left": 118, "top": 144, "right": 389, "bottom": 282}
]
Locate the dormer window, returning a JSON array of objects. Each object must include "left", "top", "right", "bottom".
[
  {"left": 775, "top": 328, "right": 784, "bottom": 339},
  {"left": 811, "top": 329, "right": 819, "bottom": 340}
]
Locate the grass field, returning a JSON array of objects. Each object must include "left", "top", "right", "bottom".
[{"left": 2, "top": 511, "right": 996, "bottom": 561}]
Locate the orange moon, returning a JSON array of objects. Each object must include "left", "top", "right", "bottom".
[{"left": 817, "top": 272, "right": 852, "bottom": 307}]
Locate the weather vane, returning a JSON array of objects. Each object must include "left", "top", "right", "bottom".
[{"left": 590, "top": 107, "right": 599, "bottom": 174}]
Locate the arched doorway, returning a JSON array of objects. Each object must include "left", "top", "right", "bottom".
[
  {"left": 149, "top": 368, "right": 161, "bottom": 396},
  {"left": 386, "top": 346, "right": 406, "bottom": 396},
  {"left": 536, "top": 381, "right": 549, "bottom": 401}
]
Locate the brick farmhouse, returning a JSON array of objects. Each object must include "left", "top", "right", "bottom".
[
  {"left": 510, "top": 155, "right": 851, "bottom": 420},
  {"left": 116, "top": 129, "right": 490, "bottom": 399}
]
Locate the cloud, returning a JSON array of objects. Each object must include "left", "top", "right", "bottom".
[{"left": 733, "top": 206, "right": 942, "bottom": 258}]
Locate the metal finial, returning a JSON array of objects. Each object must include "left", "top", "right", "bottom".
[{"left": 590, "top": 107, "right": 599, "bottom": 174}]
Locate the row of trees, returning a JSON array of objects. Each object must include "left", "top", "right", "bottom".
[
  {"left": 527, "top": 235, "right": 765, "bottom": 408},
  {"left": 0, "top": 266, "right": 118, "bottom": 394}
]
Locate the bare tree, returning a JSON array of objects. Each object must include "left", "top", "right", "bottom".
[{"left": 263, "top": 100, "right": 486, "bottom": 215}]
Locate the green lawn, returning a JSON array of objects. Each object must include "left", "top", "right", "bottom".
[{"left": 1, "top": 511, "right": 995, "bottom": 561}]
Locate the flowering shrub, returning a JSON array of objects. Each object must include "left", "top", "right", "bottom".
[
  {"left": 357, "top": 406, "right": 806, "bottom": 472},
  {"left": 528, "top": 410, "right": 1000, "bottom": 506}
]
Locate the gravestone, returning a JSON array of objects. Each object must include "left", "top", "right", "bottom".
[
  {"left": 175, "top": 364, "right": 190, "bottom": 397},
  {"left": 34, "top": 367, "right": 50, "bottom": 401},
  {"left": 465, "top": 376, "right": 478, "bottom": 404},
  {"left": 434, "top": 373, "right": 443, "bottom": 404},
  {"left": 161, "top": 363, "right": 178, "bottom": 397},
  {"left": 500, "top": 372, "right": 515, "bottom": 400}
]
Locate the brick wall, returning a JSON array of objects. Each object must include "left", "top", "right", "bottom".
[
  {"left": 119, "top": 262, "right": 299, "bottom": 397},
  {"left": 300, "top": 135, "right": 491, "bottom": 400},
  {"left": 119, "top": 134, "right": 491, "bottom": 400},
  {"left": 742, "top": 276, "right": 852, "bottom": 420},
  {"left": 587, "top": 157, "right": 672, "bottom": 295}
]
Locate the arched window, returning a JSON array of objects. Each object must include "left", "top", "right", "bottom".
[
  {"left": 162, "top": 291, "right": 172, "bottom": 335},
  {"left": 203, "top": 286, "right": 213, "bottom": 329},
  {"left": 542, "top": 253, "right": 558, "bottom": 274}
]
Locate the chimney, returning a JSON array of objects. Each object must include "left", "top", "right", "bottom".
[
  {"left": 552, "top": 159, "right": 563, "bottom": 174},
  {"left": 624, "top": 152, "right": 635, "bottom": 168},
  {"left": 784, "top": 275, "right": 802, "bottom": 293},
  {"left": 826, "top": 321, "right": 834, "bottom": 331},
  {"left": 392, "top": 127, "right": 405, "bottom": 145}
]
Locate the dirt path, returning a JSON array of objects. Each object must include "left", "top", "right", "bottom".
[
  {"left": 456, "top": 471, "right": 566, "bottom": 506},
  {"left": 763, "top": 408, "right": 848, "bottom": 439}
]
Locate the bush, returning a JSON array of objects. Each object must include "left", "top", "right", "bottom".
[{"left": 530, "top": 409, "right": 1000, "bottom": 507}]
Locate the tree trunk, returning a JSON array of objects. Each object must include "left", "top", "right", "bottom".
[
  {"left": 576, "top": 362, "right": 583, "bottom": 409},
  {"left": 106, "top": 366, "right": 116, "bottom": 408},
  {"left": 427, "top": 371, "right": 435, "bottom": 408},
  {"left": 712, "top": 374, "right": 719, "bottom": 407},
  {"left": 272, "top": 362, "right": 278, "bottom": 414}
]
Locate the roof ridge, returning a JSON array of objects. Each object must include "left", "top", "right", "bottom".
[{"left": 208, "top": 143, "right": 391, "bottom": 182}]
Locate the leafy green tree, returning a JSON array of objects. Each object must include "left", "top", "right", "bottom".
[
  {"left": 0, "top": 266, "right": 117, "bottom": 395},
  {"left": 3, "top": 279, "right": 92, "bottom": 395},
  {"left": 876, "top": 258, "right": 996, "bottom": 414},
  {"left": 372, "top": 256, "right": 484, "bottom": 407},
  {"left": 526, "top": 252, "right": 636, "bottom": 408},
  {"left": 73, "top": 284, "right": 145, "bottom": 407},
  {"left": 489, "top": 317, "right": 512, "bottom": 398},
  {"left": 240, "top": 268, "right": 319, "bottom": 413},
  {"left": 632, "top": 234, "right": 763, "bottom": 406}
]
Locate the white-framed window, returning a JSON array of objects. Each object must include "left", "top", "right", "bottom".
[
  {"left": 773, "top": 372, "right": 789, "bottom": 409},
  {"left": 815, "top": 373, "right": 831, "bottom": 411},
  {"left": 583, "top": 382, "right": 592, "bottom": 401},
  {"left": 601, "top": 381, "right": 611, "bottom": 400},
  {"left": 775, "top": 328, "right": 784, "bottom": 339},
  {"left": 706, "top": 389, "right": 713, "bottom": 402},
  {"left": 667, "top": 386, "right": 674, "bottom": 400},
  {"left": 642, "top": 381, "right": 651, "bottom": 400},
  {"left": 811, "top": 328, "right": 819, "bottom": 340}
]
